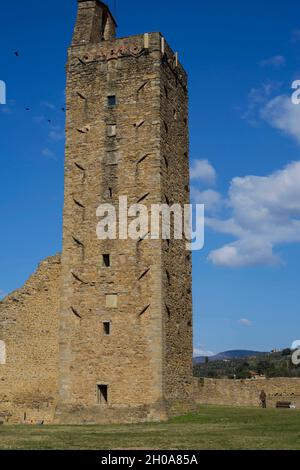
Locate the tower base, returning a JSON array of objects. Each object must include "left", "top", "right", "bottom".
[{"left": 54, "top": 398, "right": 196, "bottom": 425}]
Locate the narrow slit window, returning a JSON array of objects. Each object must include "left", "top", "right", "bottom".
[
  {"left": 108, "top": 95, "right": 116, "bottom": 107},
  {"left": 97, "top": 384, "right": 108, "bottom": 404},
  {"left": 108, "top": 188, "right": 113, "bottom": 198},
  {"left": 103, "top": 254, "right": 110, "bottom": 267},
  {"left": 103, "top": 322, "right": 111, "bottom": 335}
]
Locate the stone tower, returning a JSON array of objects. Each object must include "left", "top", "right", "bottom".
[{"left": 56, "top": 0, "right": 193, "bottom": 424}]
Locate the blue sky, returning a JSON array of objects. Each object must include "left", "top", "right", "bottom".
[{"left": 1, "top": 0, "right": 300, "bottom": 355}]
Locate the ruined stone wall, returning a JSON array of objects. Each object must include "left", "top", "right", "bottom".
[
  {"left": 0, "top": 255, "right": 60, "bottom": 423},
  {"left": 193, "top": 378, "right": 300, "bottom": 408}
]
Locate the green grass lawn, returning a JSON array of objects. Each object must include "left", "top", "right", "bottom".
[{"left": 0, "top": 405, "right": 300, "bottom": 450}]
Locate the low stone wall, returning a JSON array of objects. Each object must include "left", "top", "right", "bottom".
[{"left": 193, "top": 377, "right": 300, "bottom": 408}]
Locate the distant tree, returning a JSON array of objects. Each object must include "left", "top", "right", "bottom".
[
  {"left": 205, "top": 356, "right": 209, "bottom": 365},
  {"left": 235, "top": 370, "right": 251, "bottom": 380},
  {"left": 282, "top": 348, "right": 291, "bottom": 357},
  {"left": 257, "top": 361, "right": 271, "bottom": 374},
  {"left": 235, "top": 361, "right": 251, "bottom": 379},
  {"left": 193, "top": 350, "right": 300, "bottom": 379}
]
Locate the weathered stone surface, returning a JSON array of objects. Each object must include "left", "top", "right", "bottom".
[
  {"left": 194, "top": 378, "right": 300, "bottom": 408},
  {"left": 0, "top": 0, "right": 298, "bottom": 422},
  {"left": 0, "top": 1, "right": 194, "bottom": 425},
  {"left": 0, "top": 255, "right": 60, "bottom": 423},
  {"left": 56, "top": 0, "right": 194, "bottom": 424}
]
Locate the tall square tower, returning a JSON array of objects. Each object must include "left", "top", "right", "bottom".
[{"left": 56, "top": 0, "right": 193, "bottom": 424}]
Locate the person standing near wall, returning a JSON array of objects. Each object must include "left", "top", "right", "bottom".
[{"left": 260, "top": 390, "right": 267, "bottom": 408}]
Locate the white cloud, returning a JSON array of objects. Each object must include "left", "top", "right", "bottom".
[
  {"left": 241, "top": 81, "right": 281, "bottom": 126},
  {"left": 190, "top": 159, "right": 217, "bottom": 185},
  {"left": 193, "top": 348, "right": 215, "bottom": 357},
  {"left": 41, "top": 100, "right": 56, "bottom": 110},
  {"left": 49, "top": 129, "right": 64, "bottom": 142},
  {"left": 260, "top": 55, "right": 286, "bottom": 69},
  {"left": 238, "top": 318, "right": 253, "bottom": 327},
  {"left": 261, "top": 94, "right": 300, "bottom": 145},
  {"left": 208, "top": 239, "right": 279, "bottom": 268},
  {"left": 207, "top": 160, "right": 300, "bottom": 267},
  {"left": 191, "top": 188, "right": 223, "bottom": 212},
  {"left": 34, "top": 117, "right": 65, "bottom": 142},
  {"left": 42, "top": 148, "right": 55, "bottom": 159},
  {"left": 248, "top": 83, "right": 278, "bottom": 104},
  {"left": 241, "top": 82, "right": 281, "bottom": 125},
  {"left": 190, "top": 160, "right": 222, "bottom": 213},
  {"left": 217, "top": 82, "right": 300, "bottom": 268}
]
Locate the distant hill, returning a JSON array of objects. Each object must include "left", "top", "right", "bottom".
[
  {"left": 193, "top": 348, "right": 300, "bottom": 379},
  {"left": 194, "top": 350, "right": 266, "bottom": 364}
]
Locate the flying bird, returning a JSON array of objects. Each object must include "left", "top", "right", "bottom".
[
  {"left": 61, "top": 107, "right": 65, "bottom": 112},
  {"left": 25, "top": 108, "right": 30, "bottom": 111},
  {"left": 14, "top": 51, "right": 19, "bottom": 57}
]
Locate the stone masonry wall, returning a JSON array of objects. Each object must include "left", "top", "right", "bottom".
[
  {"left": 0, "top": 255, "right": 60, "bottom": 423},
  {"left": 56, "top": 0, "right": 194, "bottom": 424},
  {"left": 57, "top": 32, "right": 166, "bottom": 424},
  {"left": 160, "top": 43, "right": 194, "bottom": 414},
  {"left": 194, "top": 378, "right": 300, "bottom": 408},
  {"left": 1, "top": 1, "right": 299, "bottom": 426},
  {"left": 0, "top": 1, "right": 194, "bottom": 425}
]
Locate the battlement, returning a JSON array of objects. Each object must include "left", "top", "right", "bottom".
[{"left": 68, "top": 31, "right": 187, "bottom": 94}]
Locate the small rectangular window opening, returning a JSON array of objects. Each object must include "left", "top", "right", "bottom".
[
  {"left": 97, "top": 384, "right": 108, "bottom": 404},
  {"left": 103, "top": 254, "right": 110, "bottom": 267},
  {"left": 108, "top": 95, "right": 116, "bottom": 107},
  {"left": 103, "top": 322, "right": 111, "bottom": 335}
]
